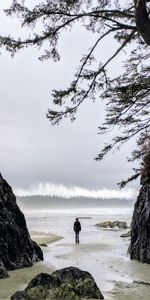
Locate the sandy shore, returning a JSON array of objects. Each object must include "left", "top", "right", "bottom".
[
  {"left": 1, "top": 210, "right": 150, "bottom": 300},
  {"left": 31, "top": 231, "right": 63, "bottom": 245},
  {"left": 1, "top": 231, "right": 150, "bottom": 300},
  {"left": 109, "top": 257, "right": 150, "bottom": 300},
  {"left": 42, "top": 231, "right": 150, "bottom": 300},
  {"left": 0, "top": 262, "right": 54, "bottom": 300},
  {"left": 111, "top": 280, "right": 150, "bottom": 300},
  {"left": 0, "top": 233, "right": 62, "bottom": 300}
]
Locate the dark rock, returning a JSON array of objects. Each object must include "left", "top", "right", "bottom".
[
  {"left": 133, "top": 280, "right": 150, "bottom": 286},
  {"left": 120, "top": 230, "right": 131, "bottom": 238},
  {"left": 10, "top": 266, "right": 104, "bottom": 299},
  {"left": 95, "top": 220, "right": 128, "bottom": 229},
  {"left": 129, "top": 184, "right": 150, "bottom": 263},
  {"left": 0, "top": 267, "right": 9, "bottom": 279},
  {"left": 0, "top": 173, "right": 43, "bottom": 270},
  {"left": 39, "top": 243, "right": 48, "bottom": 247}
]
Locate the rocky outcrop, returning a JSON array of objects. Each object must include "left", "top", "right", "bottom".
[
  {"left": 95, "top": 220, "right": 128, "bottom": 229},
  {"left": 10, "top": 266, "right": 104, "bottom": 299},
  {"left": 0, "top": 267, "right": 9, "bottom": 279},
  {"left": 120, "top": 230, "right": 131, "bottom": 238},
  {"left": 130, "top": 184, "right": 150, "bottom": 263},
  {"left": 0, "top": 173, "right": 43, "bottom": 270}
]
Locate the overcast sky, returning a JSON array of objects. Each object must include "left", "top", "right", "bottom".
[{"left": 0, "top": 1, "right": 139, "bottom": 198}]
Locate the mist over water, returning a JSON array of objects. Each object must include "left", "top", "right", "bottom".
[{"left": 17, "top": 195, "right": 135, "bottom": 210}]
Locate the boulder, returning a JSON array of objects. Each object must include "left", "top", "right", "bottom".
[
  {"left": 10, "top": 266, "right": 104, "bottom": 299},
  {"left": 120, "top": 230, "right": 131, "bottom": 238},
  {"left": 95, "top": 220, "right": 128, "bottom": 229},
  {"left": 0, "top": 173, "right": 43, "bottom": 270},
  {"left": 130, "top": 184, "right": 150, "bottom": 263}
]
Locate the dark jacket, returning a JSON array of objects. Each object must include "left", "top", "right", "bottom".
[{"left": 74, "top": 220, "right": 81, "bottom": 232}]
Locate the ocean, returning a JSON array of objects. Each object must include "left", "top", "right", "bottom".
[{"left": 18, "top": 196, "right": 134, "bottom": 244}]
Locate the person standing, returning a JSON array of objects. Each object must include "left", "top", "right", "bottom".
[{"left": 74, "top": 218, "right": 81, "bottom": 244}]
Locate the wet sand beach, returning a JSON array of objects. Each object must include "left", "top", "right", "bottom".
[
  {"left": 1, "top": 207, "right": 150, "bottom": 300},
  {"left": 31, "top": 231, "right": 63, "bottom": 245},
  {"left": 1, "top": 230, "right": 150, "bottom": 300},
  {"left": 43, "top": 232, "right": 150, "bottom": 300},
  {"left": 0, "top": 234, "right": 62, "bottom": 300}
]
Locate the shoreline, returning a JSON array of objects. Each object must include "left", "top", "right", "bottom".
[
  {"left": 31, "top": 232, "right": 63, "bottom": 245},
  {"left": 0, "top": 263, "right": 54, "bottom": 300},
  {"left": 1, "top": 231, "right": 150, "bottom": 300},
  {"left": 0, "top": 233, "right": 62, "bottom": 300},
  {"left": 1, "top": 210, "right": 150, "bottom": 300}
]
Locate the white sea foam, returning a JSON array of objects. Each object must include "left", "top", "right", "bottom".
[{"left": 14, "top": 182, "right": 138, "bottom": 199}]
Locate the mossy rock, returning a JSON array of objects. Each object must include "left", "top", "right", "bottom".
[
  {"left": 96, "top": 220, "right": 128, "bottom": 229},
  {"left": 11, "top": 267, "right": 104, "bottom": 299},
  {"left": 120, "top": 230, "right": 131, "bottom": 238}
]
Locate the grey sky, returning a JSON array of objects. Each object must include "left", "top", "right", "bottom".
[{"left": 0, "top": 1, "right": 138, "bottom": 198}]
